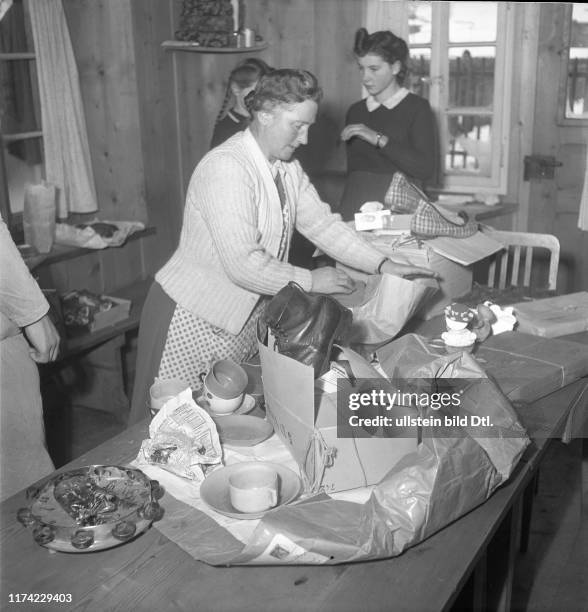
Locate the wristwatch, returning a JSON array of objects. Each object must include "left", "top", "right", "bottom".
[{"left": 375, "top": 133, "right": 383, "bottom": 148}]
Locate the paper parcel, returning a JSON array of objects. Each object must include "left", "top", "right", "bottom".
[{"left": 258, "top": 338, "right": 418, "bottom": 494}]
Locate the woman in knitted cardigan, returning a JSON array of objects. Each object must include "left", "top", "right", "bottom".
[{"left": 128, "top": 69, "right": 435, "bottom": 425}]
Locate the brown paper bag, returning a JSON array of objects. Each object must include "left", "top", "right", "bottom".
[{"left": 334, "top": 274, "right": 439, "bottom": 345}]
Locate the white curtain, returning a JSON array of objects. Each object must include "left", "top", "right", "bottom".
[
  {"left": 579, "top": 155, "right": 588, "bottom": 232},
  {"left": 364, "top": 0, "right": 409, "bottom": 40},
  {"left": 28, "top": 0, "right": 97, "bottom": 218}
]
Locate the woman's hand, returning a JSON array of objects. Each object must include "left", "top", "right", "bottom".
[
  {"left": 310, "top": 267, "right": 357, "bottom": 294},
  {"left": 380, "top": 259, "right": 440, "bottom": 280},
  {"left": 24, "top": 314, "right": 61, "bottom": 363},
  {"left": 340, "top": 123, "right": 381, "bottom": 146}
]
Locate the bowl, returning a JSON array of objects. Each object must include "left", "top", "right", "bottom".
[{"left": 204, "top": 359, "right": 248, "bottom": 400}]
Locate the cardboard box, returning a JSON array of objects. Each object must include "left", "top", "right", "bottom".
[
  {"left": 60, "top": 291, "right": 131, "bottom": 338},
  {"left": 512, "top": 292, "right": 588, "bottom": 338},
  {"left": 258, "top": 340, "right": 418, "bottom": 494},
  {"left": 89, "top": 296, "right": 131, "bottom": 332}
]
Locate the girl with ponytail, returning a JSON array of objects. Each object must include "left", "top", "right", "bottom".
[{"left": 210, "top": 57, "right": 273, "bottom": 148}]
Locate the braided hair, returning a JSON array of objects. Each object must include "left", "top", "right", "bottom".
[
  {"left": 353, "top": 28, "right": 409, "bottom": 85},
  {"left": 215, "top": 58, "right": 273, "bottom": 125}
]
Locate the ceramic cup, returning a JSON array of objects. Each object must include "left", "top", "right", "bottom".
[
  {"left": 229, "top": 464, "right": 279, "bottom": 514},
  {"left": 149, "top": 378, "right": 190, "bottom": 417},
  {"left": 203, "top": 359, "right": 248, "bottom": 415}
]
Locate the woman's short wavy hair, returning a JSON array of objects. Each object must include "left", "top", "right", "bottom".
[
  {"left": 353, "top": 28, "right": 409, "bottom": 85},
  {"left": 247, "top": 68, "right": 323, "bottom": 114}
]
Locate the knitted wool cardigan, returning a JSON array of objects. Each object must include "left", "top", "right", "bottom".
[{"left": 156, "top": 129, "right": 385, "bottom": 335}]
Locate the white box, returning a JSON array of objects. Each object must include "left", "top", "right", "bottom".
[
  {"left": 354, "top": 210, "right": 391, "bottom": 231},
  {"left": 258, "top": 340, "right": 417, "bottom": 494}
]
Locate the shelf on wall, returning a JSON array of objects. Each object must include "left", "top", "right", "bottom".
[
  {"left": 161, "top": 40, "right": 268, "bottom": 53},
  {"left": 23, "top": 227, "right": 157, "bottom": 270}
]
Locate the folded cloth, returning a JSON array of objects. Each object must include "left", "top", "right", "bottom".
[{"left": 55, "top": 219, "right": 145, "bottom": 249}]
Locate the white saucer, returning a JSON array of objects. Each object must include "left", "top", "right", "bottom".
[
  {"left": 212, "top": 415, "right": 274, "bottom": 447},
  {"left": 194, "top": 393, "right": 256, "bottom": 417},
  {"left": 200, "top": 461, "right": 302, "bottom": 520}
]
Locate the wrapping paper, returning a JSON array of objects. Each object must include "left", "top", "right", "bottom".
[{"left": 140, "top": 335, "right": 529, "bottom": 566}]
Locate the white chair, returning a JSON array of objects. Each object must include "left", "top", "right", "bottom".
[
  {"left": 481, "top": 228, "right": 560, "bottom": 291},
  {"left": 479, "top": 228, "right": 561, "bottom": 555}
]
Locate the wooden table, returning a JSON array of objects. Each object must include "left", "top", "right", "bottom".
[{"left": 2, "top": 339, "right": 587, "bottom": 612}]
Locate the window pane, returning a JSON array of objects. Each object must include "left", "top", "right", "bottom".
[
  {"left": 0, "top": 0, "right": 34, "bottom": 53},
  {"left": 408, "top": 2, "right": 432, "bottom": 45},
  {"left": 445, "top": 115, "right": 493, "bottom": 177},
  {"left": 449, "top": 2, "right": 497, "bottom": 44},
  {"left": 448, "top": 47, "right": 495, "bottom": 108},
  {"left": 565, "top": 4, "right": 588, "bottom": 118},
  {"left": 409, "top": 48, "right": 431, "bottom": 99}
]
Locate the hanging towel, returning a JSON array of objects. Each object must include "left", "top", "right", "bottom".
[{"left": 28, "top": 0, "right": 98, "bottom": 218}]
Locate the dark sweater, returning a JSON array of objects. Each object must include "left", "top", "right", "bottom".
[
  {"left": 345, "top": 93, "right": 436, "bottom": 181},
  {"left": 210, "top": 110, "right": 250, "bottom": 149}
]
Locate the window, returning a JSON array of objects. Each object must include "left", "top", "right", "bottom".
[
  {"left": 559, "top": 3, "right": 588, "bottom": 124},
  {"left": 373, "top": 1, "right": 515, "bottom": 195},
  {"left": 0, "top": 0, "right": 44, "bottom": 242}
]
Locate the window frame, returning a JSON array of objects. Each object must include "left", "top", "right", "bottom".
[
  {"left": 557, "top": 3, "right": 588, "bottom": 126},
  {"left": 0, "top": 0, "right": 44, "bottom": 242},
  {"left": 371, "top": 1, "right": 515, "bottom": 195}
]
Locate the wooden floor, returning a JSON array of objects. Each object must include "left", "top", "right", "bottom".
[{"left": 43, "top": 402, "right": 586, "bottom": 612}]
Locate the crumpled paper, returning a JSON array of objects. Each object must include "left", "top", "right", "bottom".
[
  {"left": 55, "top": 219, "right": 145, "bottom": 249},
  {"left": 135, "top": 388, "right": 223, "bottom": 483}
]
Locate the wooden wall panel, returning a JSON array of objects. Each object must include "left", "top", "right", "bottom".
[
  {"left": 174, "top": 52, "right": 249, "bottom": 192},
  {"left": 62, "top": 0, "right": 147, "bottom": 224},
  {"left": 130, "top": 0, "right": 182, "bottom": 269},
  {"left": 309, "top": 0, "right": 364, "bottom": 174},
  {"left": 163, "top": 0, "right": 367, "bottom": 185},
  {"left": 529, "top": 3, "right": 588, "bottom": 292}
]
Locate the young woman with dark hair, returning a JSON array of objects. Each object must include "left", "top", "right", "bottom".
[{"left": 339, "top": 28, "right": 436, "bottom": 221}]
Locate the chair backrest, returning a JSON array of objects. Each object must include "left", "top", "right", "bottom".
[{"left": 481, "top": 229, "right": 560, "bottom": 291}]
